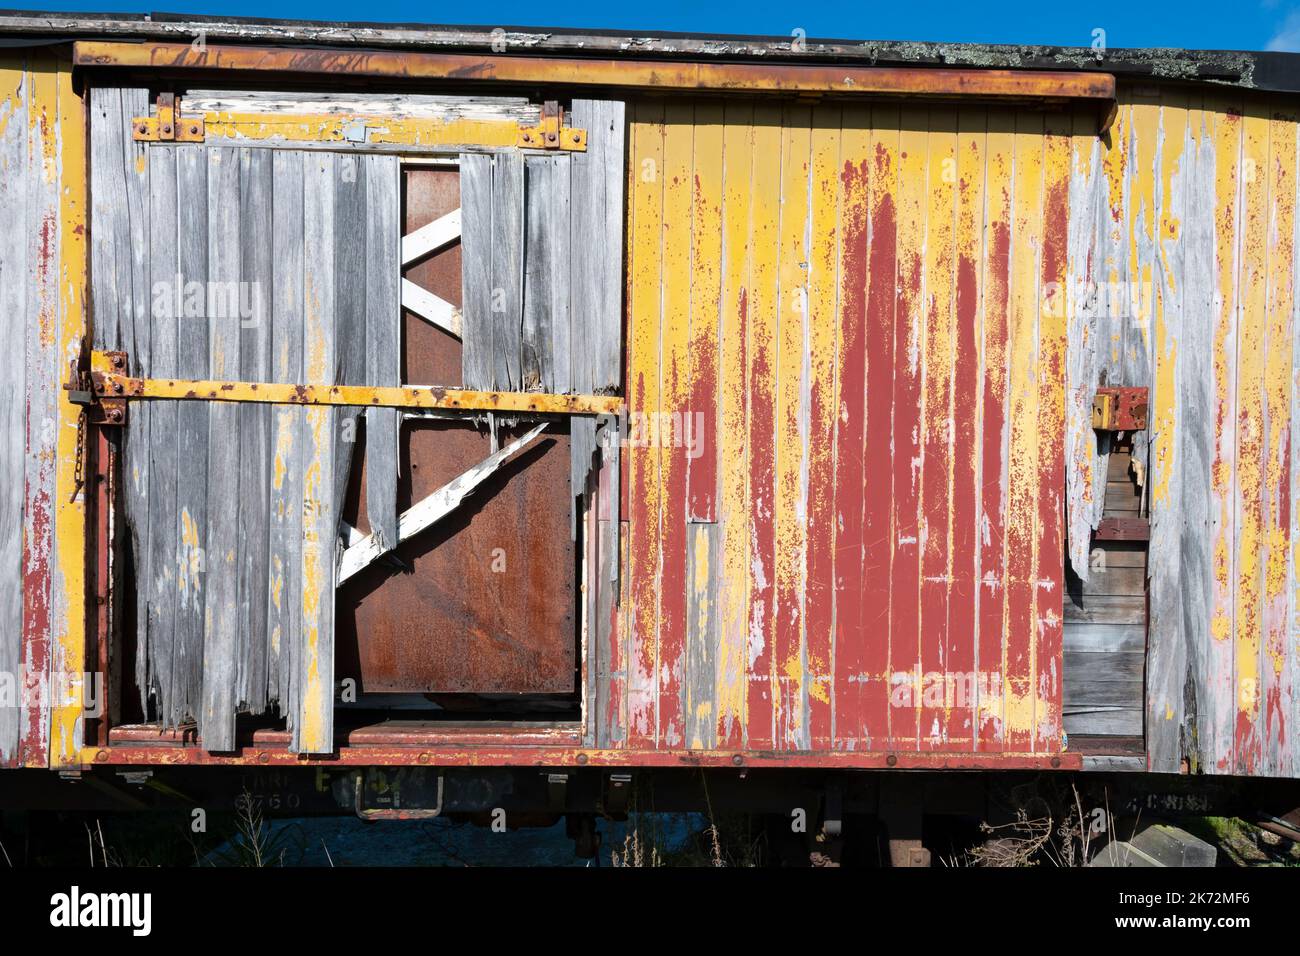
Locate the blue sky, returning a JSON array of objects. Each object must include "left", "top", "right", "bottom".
[{"left": 13, "top": 1, "right": 1300, "bottom": 52}]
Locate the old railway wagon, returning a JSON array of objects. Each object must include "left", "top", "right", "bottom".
[{"left": 2, "top": 12, "right": 1300, "bottom": 845}]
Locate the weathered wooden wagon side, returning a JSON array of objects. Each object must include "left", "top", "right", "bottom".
[{"left": 0, "top": 14, "right": 1298, "bottom": 786}]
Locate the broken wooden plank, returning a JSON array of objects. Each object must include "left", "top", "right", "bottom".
[
  {"left": 337, "top": 423, "right": 547, "bottom": 584},
  {"left": 364, "top": 153, "right": 401, "bottom": 554},
  {"left": 199, "top": 145, "right": 242, "bottom": 752}
]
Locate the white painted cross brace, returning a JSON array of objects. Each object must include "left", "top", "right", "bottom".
[
  {"left": 336, "top": 422, "right": 548, "bottom": 584},
  {"left": 400, "top": 208, "right": 463, "bottom": 338},
  {"left": 401, "top": 278, "right": 462, "bottom": 337},
  {"left": 401, "top": 208, "right": 461, "bottom": 265}
]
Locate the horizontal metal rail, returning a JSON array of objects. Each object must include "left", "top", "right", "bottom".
[{"left": 92, "top": 372, "right": 623, "bottom": 416}]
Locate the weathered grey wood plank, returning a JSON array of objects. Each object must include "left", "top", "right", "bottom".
[
  {"left": 144, "top": 145, "right": 179, "bottom": 721},
  {"left": 491, "top": 151, "right": 525, "bottom": 392},
  {"left": 685, "top": 522, "right": 719, "bottom": 750},
  {"left": 90, "top": 86, "right": 153, "bottom": 709},
  {"left": 1064, "top": 709, "right": 1144, "bottom": 737},
  {"left": 1064, "top": 593, "right": 1146, "bottom": 625},
  {"left": 200, "top": 146, "right": 242, "bottom": 751},
  {"left": 363, "top": 153, "right": 401, "bottom": 553},
  {"left": 459, "top": 152, "right": 494, "bottom": 391},
  {"left": 294, "top": 151, "right": 338, "bottom": 754},
  {"left": 1064, "top": 651, "right": 1145, "bottom": 682},
  {"left": 267, "top": 150, "right": 305, "bottom": 716},
  {"left": 331, "top": 153, "right": 366, "bottom": 513},
  {"left": 172, "top": 144, "right": 210, "bottom": 726},
  {"left": 237, "top": 147, "right": 273, "bottom": 713},
  {"left": 522, "top": 154, "right": 561, "bottom": 391},
  {"left": 1063, "top": 623, "right": 1147, "bottom": 654},
  {"left": 0, "top": 59, "right": 28, "bottom": 764}
]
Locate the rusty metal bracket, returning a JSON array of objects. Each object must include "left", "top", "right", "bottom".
[
  {"left": 65, "top": 348, "right": 127, "bottom": 426},
  {"left": 517, "top": 100, "right": 586, "bottom": 150},
  {"left": 132, "top": 91, "right": 205, "bottom": 142},
  {"left": 1092, "top": 386, "right": 1148, "bottom": 431}
]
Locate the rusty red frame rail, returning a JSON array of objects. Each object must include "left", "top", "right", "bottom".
[{"left": 72, "top": 41, "right": 1116, "bottom": 108}]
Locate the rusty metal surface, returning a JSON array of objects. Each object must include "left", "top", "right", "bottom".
[
  {"left": 71, "top": 41, "right": 1116, "bottom": 106},
  {"left": 336, "top": 165, "right": 577, "bottom": 697},
  {"left": 84, "top": 742, "right": 1081, "bottom": 770}
]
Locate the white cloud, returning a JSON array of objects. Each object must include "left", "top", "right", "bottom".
[{"left": 1267, "top": 9, "right": 1300, "bottom": 50}]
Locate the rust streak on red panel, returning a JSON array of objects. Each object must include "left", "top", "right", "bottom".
[
  {"left": 947, "top": 114, "right": 984, "bottom": 753},
  {"left": 860, "top": 119, "right": 900, "bottom": 749},
  {"left": 977, "top": 114, "right": 1014, "bottom": 752}
]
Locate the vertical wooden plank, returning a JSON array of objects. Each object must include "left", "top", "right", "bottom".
[
  {"left": 1146, "top": 94, "right": 1190, "bottom": 770},
  {"left": 1036, "top": 111, "right": 1071, "bottom": 753},
  {"left": 832, "top": 106, "right": 872, "bottom": 746},
  {"left": 715, "top": 101, "right": 754, "bottom": 749},
  {"left": 296, "top": 151, "right": 337, "bottom": 755},
  {"left": 460, "top": 152, "right": 494, "bottom": 391},
  {"left": 331, "top": 153, "right": 364, "bottom": 512},
  {"left": 626, "top": 100, "right": 665, "bottom": 746},
  {"left": 544, "top": 154, "right": 572, "bottom": 395},
  {"left": 200, "top": 146, "right": 241, "bottom": 751},
  {"left": 144, "top": 145, "right": 179, "bottom": 724},
  {"left": 857, "top": 106, "right": 898, "bottom": 749},
  {"left": 49, "top": 56, "right": 89, "bottom": 768},
  {"left": 1262, "top": 104, "right": 1296, "bottom": 776},
  {"left": 1234, "top": 102, "right": 1270, "bottom": 775},
  {"left": 805, "top": 103, "right": 841, "bottom": 750},
  {"left": 364, "top": 153, "right": 401, "bottom": 553},
  {"left": 658, "top": 101, "right": 693, "bottom": 748},
  {"left": 1004, "top": 111, "right": 1045, "bottom": 753},
  {"left": 22, "top": 56, "right": 59, "bottom": 766},
  {"left": 919, "top": 110, "right": 957, "bottom": 751},
  {"left": 0, "top": 56, "right": 27, "bottom": 764},
  {"left": 976, "top": 110, "right": 1015, "bottom": 752},
  {"left": 1204, "top": 97, "right": 1244, "bottom": 774},
  {"left": 685, "top": 522, "right": 720, "bottom": 749},
  {"left": 173, "top": 144, "right": 209, "bottom": 727},
  {"left": 491, "top": 151, "right": 525, "bottom": 392},
  {"left": 774, "top": 104, "right": 812, "bottom": 751},
  {"left": 268, "top": 150, "right": 304, "bottom": 715},
  {"left": 1287, "top": 117, "right": 1300, "bottom": 780},
  {"left": 687, "top": 103, "right": 723, "bottom": 525},
  {"left": 237, "top": 147, "right": 272, "bottom": 713},
  {"left": 950, "top": 109, "right": 986, "bottom": 751},
  {"left": 744, "top": 102, "right": 782, "bottom": 751},
  {"left": 890, "top": 108, "right": 929, "bottom": 751},
  {"left": 522, "top": 154, "right": 556, "bottom": 391}
]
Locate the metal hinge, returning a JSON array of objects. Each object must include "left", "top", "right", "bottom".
[
  {"left": 64, "top": 348, "right": 128, "bottom": 426},
  {"left": 132, "top": 92, "right": 205, "bottom": 142},
  {"left": 517, "top": 100, "right": 586, "bottom": 151},
  {"left": 1092, "top": 386, "right": 1148, "bottom": 431}
]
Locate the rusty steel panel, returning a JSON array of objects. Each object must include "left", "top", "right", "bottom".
[
  {"left": 621, "top": 99, "right": 1069, "bottom": 757},
  {"left": 336, "top": 165, "right": 577, "bottom": 696}
]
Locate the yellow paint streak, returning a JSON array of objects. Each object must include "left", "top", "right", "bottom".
[
  {"left": 1234, "top": 103, "right": 1269, "bottom": 730},
  {"left": 51, "top": 55, "right": 88, "bottom": 768},
  {"left": 689, "top": 524, "right": 712, "bottom": 750},
  {"left": 1004, "top": 110, "right": 1044, "bottom": 744},
  {"left": 660, "top": 101, "right": 693, "bottom": 744},
  {"left": 626, "top": 100, "right": 666, "bottom": 742},
  {"left": 806, "top": 104, "right": 841, "bottom": 712},
  {"left": 747, "top": 101, "right": 782, "bottom": 745},
  {"left": 714, "top": 101, "right": 754, "bottom": 741},
  {"left": 204, "top": 112, "right": 536, "bottom": 149},
  {"left": 774, "top": 105, "right": 812, "bottom": 741},
  {"left": 1263, "top": 105, "right": 1296, "bottom": 690},
  {"left": 1150, "top": 95, "right": 1187, "bottom": 513}
]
